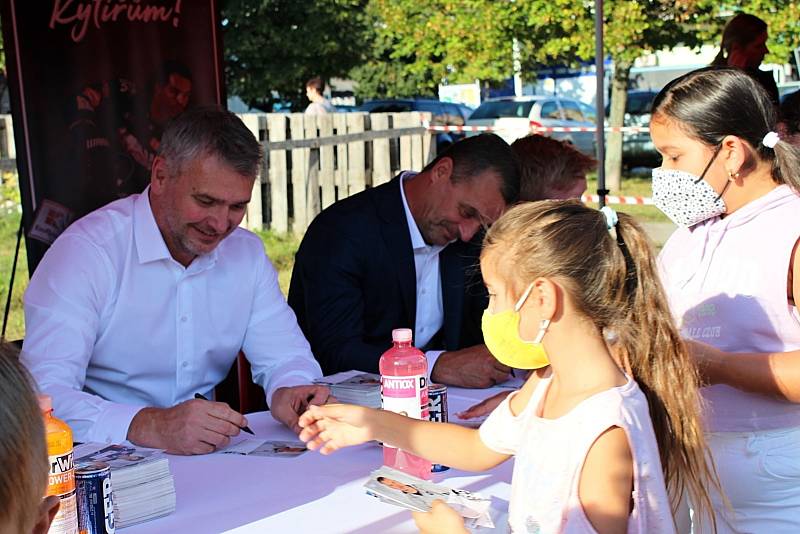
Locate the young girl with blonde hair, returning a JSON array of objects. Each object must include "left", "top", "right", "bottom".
[{"left": 299, "top": 200, "right": 720, "bottom": 533}]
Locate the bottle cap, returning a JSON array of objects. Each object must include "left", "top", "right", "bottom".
[
  {"left": 392, "top": 328, "right": 413, "bottom": 343},
  {"left": 38, "top": 394, "right": 52, "bottom": 412}
]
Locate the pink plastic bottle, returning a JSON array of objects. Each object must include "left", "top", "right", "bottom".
[{"left": 379, "top": 328, "right": 431, "bottom": 479}]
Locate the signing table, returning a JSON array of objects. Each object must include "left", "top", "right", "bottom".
[{"left": 124, "top": 386, "right": 514, "bottom": 534}]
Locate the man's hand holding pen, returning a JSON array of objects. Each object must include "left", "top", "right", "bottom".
[{"left": 127, "top": 396, "right": 251, "bottom": 455}]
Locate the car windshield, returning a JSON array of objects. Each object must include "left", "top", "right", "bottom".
[{"left": 469, "top": 100, "right": 534, "bottom": 120}]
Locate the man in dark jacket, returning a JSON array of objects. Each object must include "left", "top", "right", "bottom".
[{"left": 288, "top": 134, "right": 519, "bottom": 388}]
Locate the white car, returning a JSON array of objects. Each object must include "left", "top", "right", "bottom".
[{"left": 465, "top": 96, "right": 597, "bottom": 157}]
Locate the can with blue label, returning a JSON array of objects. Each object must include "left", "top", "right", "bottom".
[
  {"left": 428, "top": 383, "right": 450, "bottom": 472},
  {"left": 75, "top": 461, "right": 115, "bottom": 534}
]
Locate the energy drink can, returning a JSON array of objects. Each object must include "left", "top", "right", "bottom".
[
  {"left": 75, "top": 461, "right": 115, "bottom": 534},
  {"left": 428, "top": 383, "right": 450, "bottom": 472}
]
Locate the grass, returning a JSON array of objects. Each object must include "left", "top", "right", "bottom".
[
  {"left": 0, "top": 208, "right": 28, "bottom": 343},
  {"left": 254, "top": 229, "right": 300, "bottom": 294}
]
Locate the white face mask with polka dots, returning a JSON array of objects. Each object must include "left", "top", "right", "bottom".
[{"left": 652, "top": 146, "right": 729, "bottom": 227}]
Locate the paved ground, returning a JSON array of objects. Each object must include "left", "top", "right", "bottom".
[{"left": 640, "top": 221, "right": 676, "bottom": 249}]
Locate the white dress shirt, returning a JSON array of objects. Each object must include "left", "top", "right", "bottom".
[
  {"left": 399, "top": 172, "right": 446, "bottom": 373},
  {"left": 22, "top": 189, "right": 322, "bottom": 444}
]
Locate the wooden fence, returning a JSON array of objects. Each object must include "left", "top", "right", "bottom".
[
  {"left": 243, "top": 111, "right": 435, "bottom": 233},
  {"left": 0, "top": 112, "right": 435, "bottom": 234}
]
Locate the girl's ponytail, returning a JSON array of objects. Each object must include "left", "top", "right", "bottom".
[
  {"left": 610, "top": 213, "right": 721, "bottom": 532},
  {"left": 772, "top": 137, "right": 800, "bottom": 192}
]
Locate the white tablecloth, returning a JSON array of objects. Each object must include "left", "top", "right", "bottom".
[{"left": 124, "top": 386, "right": 513, "bottom": 534}]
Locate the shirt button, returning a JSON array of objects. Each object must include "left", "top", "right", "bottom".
[
  {"left": 421, "top": 289, "right": 426, "bottom": 295},
  {"left": 182, "top": 362, "right": 189, "bottom": 368},
  {"left": 180, "top": 316, "right": 188, "bottom": 323}
]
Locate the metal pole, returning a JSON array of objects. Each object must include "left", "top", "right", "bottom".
[
  {"left": 512, "top": 38, "right": 523, "bottom": 97},
  {"left": 594, "top": 0, "right": 607, "bottom": 208}
]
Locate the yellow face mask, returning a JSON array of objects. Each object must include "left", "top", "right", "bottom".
[{"left": 481, "top": 283, "right": 550, "bottom": 370}]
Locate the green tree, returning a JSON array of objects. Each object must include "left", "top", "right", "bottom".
[
  {"left": 222, "top": 0, "right": 369, "bottom": 110},
  {"left": 351, "top": 0, "right": 520, "bottom": 100},
  {"left": 350, "top": 1, "right": 721, "bottom": 190},
  {"left": 517, "top": 0, "right": 713, "bottom": 190}
]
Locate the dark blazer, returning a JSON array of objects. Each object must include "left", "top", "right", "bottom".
[{"left": 288, "top": 177, "right": 485, "bottom": 375}]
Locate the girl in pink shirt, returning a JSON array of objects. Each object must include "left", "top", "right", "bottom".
[
  {"left": 299, "top": 201, "right": 720, "bottom": 533},
  {"left": 652, "top": 67, "right": 800, "bottom": 532}
]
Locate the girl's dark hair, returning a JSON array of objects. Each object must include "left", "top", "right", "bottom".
[
  {"left": 711, "top": 13, "right": 767, "bottom": 66},
  {"left": 653, "top": 67, "right": 800, "bottom": 190}
]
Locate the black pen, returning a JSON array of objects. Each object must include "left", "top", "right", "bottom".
[{"left": 194, "top": 393, "right": 255, "bottom": 435}]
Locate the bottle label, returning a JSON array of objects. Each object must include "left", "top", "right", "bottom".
[
  {"left": 48, "top": 451, "right": 76, "bottom": 496},
  {"left": 381, "top": 374, "right": 429, "bottom": 420},
  {"left": 51, "top": 491, "right": 78, "bottom": 534}
]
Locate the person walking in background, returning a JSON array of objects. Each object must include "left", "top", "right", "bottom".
[
  {"left": 711, "top": 13, "right": 779, "bottom": 105},
  {"left": 300, "top": 200, "right": 721, "bottom": 533},
  {"left": 304, "top": 76, "right": 336, "bottom": 115},
  {"left": 652, "top": 67, "right": 800, "bottom": 532}
]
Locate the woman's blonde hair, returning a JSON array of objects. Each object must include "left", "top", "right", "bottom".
[
  {"left": 0, "top": 343, "right": 48, "bottom": 532},
  {"left": 483, "top": 200, "right": 721, "bottom": 530}
]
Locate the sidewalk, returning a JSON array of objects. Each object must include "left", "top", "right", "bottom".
[{"left": 640, "top": 221, "right": 676, "bottom": 249}]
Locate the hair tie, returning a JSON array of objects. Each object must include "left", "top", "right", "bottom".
[
  {"left": 762, "top": 131, "right": 780, "bottom": 149},
  {"left": 600, "top": 206, "right": 618, "bottom": 230}
]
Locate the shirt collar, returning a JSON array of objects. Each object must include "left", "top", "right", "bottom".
[
  {"left": 399, "top": 171, "right": 445, "bottom": 253},
  {"left": 133, "top": 186, "right": 219, "bottom": 270},
  {"left": 134, "top": 186, "right": 172, "bottom": 264}
]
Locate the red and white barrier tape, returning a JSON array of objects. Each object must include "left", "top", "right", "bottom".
[
  {"left": 424, "top": 122, "right": 650, "bottom": 134},
  {"left": 581, "top": 194, "right": 654, "bottom": 206}
]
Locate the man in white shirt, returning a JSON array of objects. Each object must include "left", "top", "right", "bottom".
[{"left": 22, "top": 108, "right": 328, "bottom": 455}]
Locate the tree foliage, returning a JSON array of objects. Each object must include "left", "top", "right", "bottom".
[
  {"left": 222, "top": 0, "right": 369, "bottom": 110},
  {"left": 351, "top": 0, "right": 519, "bottom": 100}
]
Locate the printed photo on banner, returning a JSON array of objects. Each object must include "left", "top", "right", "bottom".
[{"left": 0, "top": 0, "right": 224, "bottom": 270}]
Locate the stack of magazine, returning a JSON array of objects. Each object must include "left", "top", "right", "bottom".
[
  {"left": 315, "top": 370, "right": 382, "bottom": 408},
  {"left": 74, "top": 443, "right": 176, "bottom": 528},
  {"left": 364, "top": 466, "right": 494, "bottom": 529}
]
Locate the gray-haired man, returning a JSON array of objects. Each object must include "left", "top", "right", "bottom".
[{"left": 22, "top": 108, "right": 328, "bottom": 455}]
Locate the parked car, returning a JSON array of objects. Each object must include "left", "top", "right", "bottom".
[
  {"left": 607, "top": 90, "right": 660, "bottom": 169},
  {"left": 355, "top": 98, "right": 472, "bottom": 151},
  {"left": 465, "top": 96, "right": 596, "bottom": 157}
]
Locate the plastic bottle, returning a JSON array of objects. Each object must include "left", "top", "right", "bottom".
[
  {"left": 40, "top": 395, "right": 79, "bottom": 534},
  {"left": 379, "top": 328, "right": 431, "bottom": 479}
]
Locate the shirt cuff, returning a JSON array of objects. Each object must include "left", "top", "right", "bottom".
[
  {"left": 425, "top": 350, "right": 445, "bottom": 382},
  {"left": 92, "top": 402, "right": 147, "bottom": 444},
  {"left": 264, "top": 369, "right": 321, "bottom": 408}
]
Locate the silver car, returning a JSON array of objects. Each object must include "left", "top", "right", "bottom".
[{"left": 465, "top": 96, "right": 596, "bottom": 157}]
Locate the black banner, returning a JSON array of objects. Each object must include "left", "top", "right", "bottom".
[{"left": 0, "top": 0, "right": 224, "bottom": 271}]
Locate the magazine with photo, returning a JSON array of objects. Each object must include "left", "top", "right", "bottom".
[
  {"left": 364, "top": 467, "right": 494, "bottom": 528},
  {"left": 315, "top": 370, "right": 382, "bottom": 408},
  {"left": 215, "top": 439, "right": 308, "bottom": 457},
  {"left": 74, "top": 443, "right": 175, "bottom": 529}
]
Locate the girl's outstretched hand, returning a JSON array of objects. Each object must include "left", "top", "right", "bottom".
[
  {"left": 298, "top": 403, "right": 374, "bottom": 454},
  {"left": 412, "top": 500, "right": 469, "bottom": 534}
]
